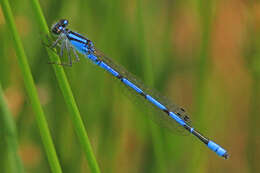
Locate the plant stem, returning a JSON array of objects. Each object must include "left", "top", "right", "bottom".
[
  {"left": 0, "top": 0, "right": 62, "bottom": 172},
  {"left": 29, "top": 0, "right": 101, "bottom": 172}
]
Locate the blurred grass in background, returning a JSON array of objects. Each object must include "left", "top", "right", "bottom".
[{"left": 0, "top": 0, "right": 260, "bottom": 172}]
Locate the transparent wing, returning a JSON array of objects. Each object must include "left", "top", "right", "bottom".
[{"left": 94, "top": 49, "right": 192, "bottom": 135}]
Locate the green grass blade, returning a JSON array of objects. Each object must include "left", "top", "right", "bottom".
[
  {"left": 29, "top": 0, "right": 101, "bottom": 172},
  {"left": 0, "top": 1, "right": 62, "bottom": 172},
  {"left": 0, "top": 84, "right": 25, "bottom": 173}
]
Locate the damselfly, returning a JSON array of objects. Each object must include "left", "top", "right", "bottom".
[{"left": 49, "top": 19, "right": 229, "bottom": 159}]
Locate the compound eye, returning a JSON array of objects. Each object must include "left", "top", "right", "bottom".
[
  {"left": 63, "top": 20, "right": 68, "bottom": 26},
  {"left": 51, "top": 25, "right": 61, "bottom": 35},
  {"left": 60, "top": 19, "right": 68, "bottom": 27},
  {"left": 51, "top": 19, "right": 68, "bottom": 35}
]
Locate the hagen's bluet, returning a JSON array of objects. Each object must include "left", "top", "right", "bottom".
[{"left": 50, "top": 19, "right": 229, "bottom": 159}]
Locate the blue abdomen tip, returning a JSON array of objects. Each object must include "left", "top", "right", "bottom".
[{"left": 208, "top": 141, "right": 229, "bottom": 159}]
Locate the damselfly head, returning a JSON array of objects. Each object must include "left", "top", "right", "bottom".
[{"left": 51, "top": 19, "right": 69, "bottom": 35}]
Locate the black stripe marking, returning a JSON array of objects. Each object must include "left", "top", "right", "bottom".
[
  {"left": 69, "top": 31, "right": 89, "bottom": 41},
  {"left": 67, "top": 36, "right": 86, "bottom": 44},
  {"left": 67, "top": 31, "right": 91, "bottom": 45},
  {"left": 117, "top": 75, "right": 123, "bottom": 79},
  {"left": 163, "top": 109, "right": 170, "bottom": 115},
  {"left": 140, "top": 92, "right": 146, "bottom": 97},
  {"left": 96, "top": 59, "right": 101, "bottom": 65},
  {"left": 190, "top": 127, "right": 209, "bottom": 144},
  {"left": 184, "top": 125, "right": 190, "bottom": 131}
]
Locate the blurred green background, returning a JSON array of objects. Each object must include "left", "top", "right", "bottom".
[{"left": 0, "top": 0, "right": 260, "bottom": 172}]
